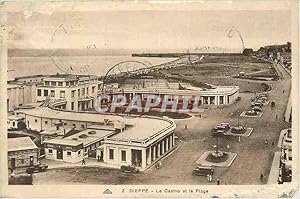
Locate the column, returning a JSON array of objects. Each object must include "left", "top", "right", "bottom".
[
  {"left": 161, "top": 140, "right": 165, "bottom": 154},
  {"left": 128, "top": 149, "right": 132, "bottom": 165},
  {"left": 141, "top": 149, "right": 147, "bottom": 169},
  {"left": 216, "top": 96, "right": 219, "bottom": 105},
  {"left": 157, "top": 143, "right": 161, "bottom": 158},
  {"left": 152, "top": 145, "right": 156, "bottom": 161},
  {"left": 147, "top": 147, "right": 151, "bottom": 165},
  {"left": 172, "top": 133, "right": 175, "bottom": 146},
  {"left": 166, "top": 137, "right": 169, "bottom": 152},
  {"left": 208, "top": 96, "right": 211, "bottom": 105}
]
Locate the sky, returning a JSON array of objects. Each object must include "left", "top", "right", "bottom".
[{"left": 7, "top": 9, "right": 291, "bottom": 51}]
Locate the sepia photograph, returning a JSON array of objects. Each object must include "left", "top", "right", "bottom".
[{"left": 0, "top": 0, "right": 298, "bottom": 198}]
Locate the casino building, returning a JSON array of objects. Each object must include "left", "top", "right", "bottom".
[{"left": 17, "top": 107, "right": 176, "bottom": 171}]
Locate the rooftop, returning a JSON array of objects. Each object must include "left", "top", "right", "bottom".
[
  {"left": 43, "top": 138, "right": 83, "bottom": 147},
  {"left": 18, "top": 107, "right": 174, "bottom": 142},
  {"left": 65, "top": 128, "right": 115, "bottom": 146},
  {"left": 106, "top": 86, "right": 239, "bottom": 96},
  {"left": 8, "top": 137, "right": 38, "bottom": 152},
  {"left": 8, "top": 115, "right": 25, "bottom": 121}
]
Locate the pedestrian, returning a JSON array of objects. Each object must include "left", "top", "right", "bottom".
[
  {"left": 209, "top": 174, "right": 212, "bottom": 182},
  {"left": 199, "top": 114, "right": 202, "bottom": 118},
  {"left": 82, "top": 158, "right": 85, "bottom": 165},
  {"left": 207, "top": 174, "right": 210, "bottom": 182},
  {"left": 184, "top": 124, "right": 188, "bottom": 130},
  {"left": 238, "top": 136, "right": 241, "bottom": 142},
  {"left": 276, "top": 115, "right": 278, "bottom": 119},
  {"left": 265, "top": 139, "right": 268, "bottom": 147},
  {"left": 260, "top": 173, "right": 264, "bottom": 182},
  {"left": 217, "top": 178, "right": 220, "bottom": 185}
]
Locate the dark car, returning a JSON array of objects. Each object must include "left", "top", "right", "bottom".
[
  {"left": 26, "top": 164, "right": 48, "bottom": 174},
  {"left": 252, "top": 106, "right": 262, "bottom": 112},
  {"left": 120, "top": 165, "right": 139, "bottom": 173},
  {"left": 192, "top": 166, "right": 214, "bottom": 176}
]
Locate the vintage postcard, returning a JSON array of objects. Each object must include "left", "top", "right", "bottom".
[{"left": 0, "top": 0, "right": 298, "bottom": 198}]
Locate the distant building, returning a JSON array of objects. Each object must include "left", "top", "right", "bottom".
[
  {"left": 8, "top": 137, "right": 39, "bottom": 171},
  {"left": 36, "top": 74, "right": 102, "bottom": 111},
  {"left": 278, "top": 129, "right": 292, "bottom": 184},
  {"left": 7, "top": 115, "right": 25, "bottom": 130},
  {"left": 103, "top": 85, "right": 240, "bottom": 107},
  {"left": 7, "top": 76, "right": 40, "bottom": 112},
  {"left": 7, "top": 74, "right": 103, "bottom": 113}
]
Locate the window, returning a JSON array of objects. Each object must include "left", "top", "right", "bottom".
[
  {"left": 12, "top": 121, "right": 15, "bottom": 126},
  {"left": 71, "top": 90, "right": 75, "bottom": 98},
  {"left": 67, "top": 151, "right": 71, "bottom": 156},
  {"left": 82, "top": 88, "right": 85, "bottom": 96},
  {"left": 48, "top": 149, "right": 53, "bottom": 154},
  {"left": 70, "top": 81, "right": 74, "bottom": 86},
  {"left": 37, "top": 89, "right": 42, "bottom": 96},
  {"left": 109, "top": 149, "right": 114, "bottom": 160},
  {"left": 60, "top": 90, "right": 65, "bottom": 98},
  {"left": 45, "top": 81, "right": 50, "bottom": 86},
  {"left": 45, "top": 120, "right": 48, "bottom": 124},
  {"left": 92, "top": 86, "right": 95, "bottom": 94},
  {"left": 71, "top": 102, "right": 74, "bottom": 110},
  {"left": 35, "top": 119, "right": 37, "bottom": 123},
  {"left": 44, "top": 89, "right": 48, "bottom": 96},
  {"left": 86, "top": 88, "right": 89, "bottom": 95},
  {"left": 51, "top": 81, "right": 56, "bottom": 86},
  {"left": 58, "top": 82, "right": 63, "bottom": 86},
  {"left": 78, "top": 89, "right": 80, "bottom": 97},
  {"left": 50, "top": 90, "right": 55, "bottom": 97},
  {"left": 121, "top": 150, "right": 126, "bottom": 162},
  {"left": 81, "top": 124, "right": 85, "bottom": 128},
  {"left": 66, "top": 82, "right": 70, "bottom": 86},
  {"left": 78, "top": 150, "right": 81, "bottom": 155}
]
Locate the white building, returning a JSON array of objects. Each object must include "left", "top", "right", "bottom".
[
  {"left": 103, "top": 85, "right": 240, "bottom": 107},
  {"left": 36, "top": 74, "right": 102, "bottom": 111},
  {"left": 17, "top": 107, "right": 176, "bottom": 170},
  {"left": 7, "top": 115, "right": 25, "bottom": 130}
]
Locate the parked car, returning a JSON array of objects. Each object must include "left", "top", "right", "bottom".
[
  {"left": 219, "top": 123, "right": 230, "bottom": 130},
  {"left": 192, "top": 166, "right": 214, "bottom": 176},
  {"left": 231, "top": 126, "right": 246, "bottom": 133},
  {"left": 120, "top": 165, "right": 139, "bottom": 173},
  {"left": 26, "top": 164, "right": 48, "bottom": 174},
  {"left": 252, "top": 106, "right": 262, "bottom": 112},
  {"left": 213, "top": 129, "right": 225, "bottom": 135}
]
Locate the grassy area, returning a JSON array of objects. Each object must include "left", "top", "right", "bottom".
[{"left": 153, "top": 55, "right": 273, "bottom": 93}]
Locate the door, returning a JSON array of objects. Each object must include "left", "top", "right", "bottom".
[
  {"left": 57, "top": 147, "right": 63, "bottom": 160},
  {"left": 11, "top": 158, "right": 16, "bottom": 169},
  {"left": 100, "top": 150, "right": 104, "bottom": 161},
  {"left": 7, "top": 99, "right": 9, "bottom": 112},
  {"left": 29, "top": 156, "right": 34, "bottom": 166}
]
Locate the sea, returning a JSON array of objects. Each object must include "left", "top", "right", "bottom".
[{"left": 7, "top": 55, "right": 176, "bottom": 80}]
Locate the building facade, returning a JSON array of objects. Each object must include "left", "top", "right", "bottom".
[
  {"left": 18, "top": 107, "right": 176, "bottom": 170},
  {"left": 102, "top": 118, "right": 176, "bottom": 171},
  {"left": 36, "top": 74, "right": 102, "bottom": 111},
  {"left": 43, "top": 139, "right": 84, "bottom": 163},
  {"left": 8, "top": 137, "right": 39, "bottom": 171}
]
